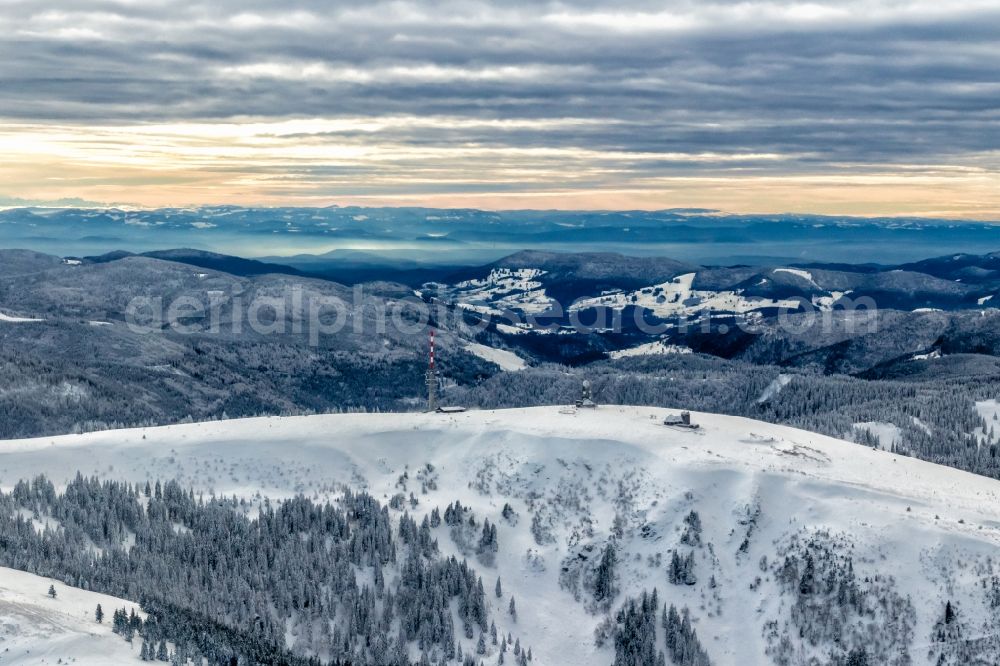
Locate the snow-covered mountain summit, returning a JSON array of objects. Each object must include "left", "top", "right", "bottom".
[{"left": 3, "top": 407, "right": 1000, "bottom": 665}]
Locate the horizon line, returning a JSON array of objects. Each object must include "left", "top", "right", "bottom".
[{"left": 3, "top": 202, "right": 1000, "bottom": 224}]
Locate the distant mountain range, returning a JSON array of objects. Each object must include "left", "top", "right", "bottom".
[
  {"left": 70, "top": 245, "right": 1000, "bottom": 312},
  {"left": 4, "top": 205, "right": 1000, "bottom": 264},
  {"left": 421, "top": 248, "right": 1000, "bottom": 370},
  {"left": 6, "top": 245, "right": 1000, "bottom": 383},
  {"left": 430, "top": 247, "right": 1000, "bottom": 324},
  {"left": 85, "top": 248, "right": 311, "bottom": 278}
]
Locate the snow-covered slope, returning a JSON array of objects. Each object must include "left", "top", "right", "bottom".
[
  {"left": 608, "top": 340, "right": 693, "bottom": 359},
  {"left": 569, "top": 272, "right": 801, "bottom": 318},
  {"left": 0, "top": 567, "right": 144, "bottom": 664},
  {"left": 463, "top": 341, "right": 527, "bottom": 370},
  {"left": 452, "top": 267, "right": 553, "bottom": 315},
  {"left": 4, "top": 407, "right": 1000, "bottom": 665},
  {"left": 0, "top": 312, "right": 44, "bottom": 323}
]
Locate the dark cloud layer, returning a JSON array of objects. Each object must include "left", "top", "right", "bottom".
[{"left": 2, "top": 1, "right": 999, "bottom": 211}]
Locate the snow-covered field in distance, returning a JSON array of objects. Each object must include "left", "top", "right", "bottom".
[
  {"left": 463, "top": 341, "right": 527, "bottom": 371},
  {"left": 4, "top": 406, "right": 1000, "bottom": 664},
  {"left": 0, "top": 312, "right": 45, "bottom": 323}
]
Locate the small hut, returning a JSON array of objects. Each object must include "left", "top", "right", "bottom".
[{"left": 664, "top": 410, "right": 699, "bottom": 429}]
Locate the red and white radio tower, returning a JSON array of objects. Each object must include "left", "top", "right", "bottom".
[{"left": 425, "top": 329, "right": 438, "bottom": 412}]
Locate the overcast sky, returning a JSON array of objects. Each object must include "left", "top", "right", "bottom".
[{"left": 1, "top": 0, "right": 998, "bottom": 216}]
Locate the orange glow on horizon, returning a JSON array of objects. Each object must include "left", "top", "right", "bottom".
[{"left": 2, "top": 120, "right": 999, "bottom": 220}]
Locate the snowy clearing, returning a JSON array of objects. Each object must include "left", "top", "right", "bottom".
[
  {"left": 0, "top": 566, "right": 144, "bottom": 665},
  {"left": 757, "top": 373, "right": 793, "bottom": 403},
  {"left": 977, "top": 400, "right": 1000, "bottom": 424},
  {"left": 608, "top": 340, "right": 693, "bottom": 359},
  {"left": 772, "top": 267, "right": 816, "bottom": 285},
  {"left": 0, "top": 312, "right": 44, "bottom": 323},
  {"left": 463, "top": 342, "right": 527, "bottom": 371},
  {"left": 974, "top": 400, "right": 1000, "bottom": 444},
  {"left": 811, "top": 289, "right": 851, "bottom": 310},
  {"left": 852, "top": 421, "right": 903, "bottom": 450}
]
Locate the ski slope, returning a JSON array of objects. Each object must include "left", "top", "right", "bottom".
[
  {"left": 3, "top": 406, "right": 1000, "bottom": 664},
  {"left": 0, "top": 567, "right": 144, "bottom": 665}
]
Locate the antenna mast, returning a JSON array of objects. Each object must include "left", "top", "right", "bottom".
[{"left": 426, "top": 328, "right": 438, "bottom": 412}]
